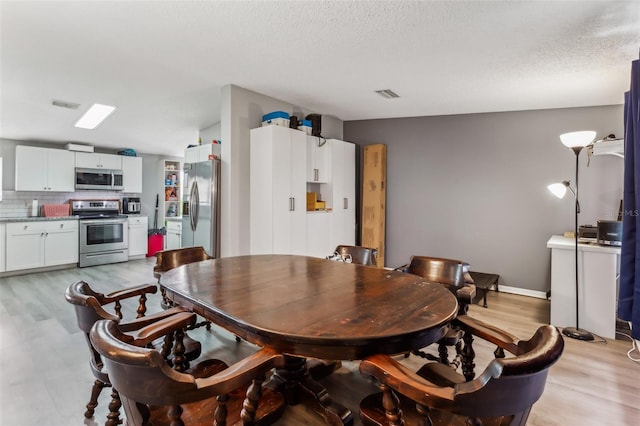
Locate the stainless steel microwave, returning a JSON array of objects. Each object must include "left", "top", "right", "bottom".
[{"left": 75, "top": 168, "right": 124, "bottom": 191}]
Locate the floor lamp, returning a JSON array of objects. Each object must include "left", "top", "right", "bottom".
[{"left": 548, "top": 130, "right": 596, "bottom": 341}]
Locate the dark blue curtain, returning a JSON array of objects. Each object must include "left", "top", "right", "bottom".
[{"left": 620, "top": 52, "right": 640, "bottom": 340}]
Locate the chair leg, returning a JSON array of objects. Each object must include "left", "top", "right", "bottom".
[
  {"left": 167, "top": 405, "right": 184, "bottom": 426},
  {"left": 106, "top": 387, "right": 122, "bottom": 426},
  {"left": 215, "top": 394, "right": 229, "bottom": 425},
  {"left": 381, "top": 384, "right": 404, "bottom": 426},
  {"left": 241, "top": 377, "right": 264, "bottom": 424},
  {"left": 84, "top": 379, "right": 107, "bottom": 418}
]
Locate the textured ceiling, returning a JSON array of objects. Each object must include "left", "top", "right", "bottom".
[{"left": 1, "top": 1, "right": 639, "bottom": 156}]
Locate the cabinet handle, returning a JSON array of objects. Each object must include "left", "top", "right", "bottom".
[
  {"left": 24, "top": 225, "right": 28, "bottom": 230},
  {"left": 292, "top": 197, "right": 295, "bottom": 211},
  {"left": 344, "top": 198, "right": 348, "bottom": 209},
  {"left": 314, "top": 169, "right": 319, "bottom": 181}
]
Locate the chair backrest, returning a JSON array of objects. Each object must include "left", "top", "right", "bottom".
[
  {"left": 335, "top": 245, "right": 378, "bottom": 266},
  {"left": 153, "top": 246, "right": 213, "bottom": 279},
  {"left": 452, "top": 325, "right": 564, "bottom": 419},
  {"left": 90, "top": 315, "right": 284, "bottom": 408},
  {"left": 406, "top": 256, "right": 466, "bottom": 287},
  {"left": 360, "top": 324, "right": 564, "bottom": 424}
]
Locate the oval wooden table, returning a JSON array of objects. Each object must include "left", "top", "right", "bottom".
[{"left": 160, "top": 254, "right": 458, "bottom": 425}]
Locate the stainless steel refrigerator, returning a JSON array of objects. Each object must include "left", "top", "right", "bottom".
[{"left": 181, "top": 158, "right": 221, "bottom": 258}]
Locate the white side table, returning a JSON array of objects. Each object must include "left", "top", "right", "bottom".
[{"left": 547, "top": 235, "right": 620, "bottom": 339}]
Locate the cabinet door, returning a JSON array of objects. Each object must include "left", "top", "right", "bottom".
[
  {"left": 307, "top": 213, "right": 332, "bottom": 258},
  {"left": 272, "top": 132, "right": 294, "bottom": 254},
  {"left": 330, "top": 140, "right": 356, "bottom": 248},
  {"left": 6, "top": 222, "right": 45, "bottom": 270},
  {"left": 250, "top": 127, "right": 276, "bottom": 255},
  {"left": 306, "top": 136, "right": 330, "bottom": 183},
  {"left": 0, "top": 223, "right": 5, "bottom": 272},
  {"left": 128, "top": 216, "right": 148, "bottom": 256},
  {"left": 75, "top": 152, "right": 100, "bottom": 168},
  {"left": 122, "top": 156, "right": 143, "bottom": 193},
  {"left": 46, "top": 149, "right": 75, "bottom": 192},
  {"left": 290, "top": 131, "right": 308, "bottom": 254},
  {"left": 99, "top": 153, "right": 122, "bottom": 170},
  {"left": 44, "top": 221, "right": 78, "bottom": 266},
  {"left": 185, "top": 147, "right": 199, "bottom": 163},
  {"left": 15, "top": 146, "right": 48, "bottom": 191}
]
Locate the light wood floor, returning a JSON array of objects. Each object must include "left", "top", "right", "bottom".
[{"left": 1, "top": 258, "right": 638, "bottom": 425}]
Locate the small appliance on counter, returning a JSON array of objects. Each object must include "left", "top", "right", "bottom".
[
  {"left": 122, "top": 197, "right": 141, "bottom": 214},
  {"left": 578, "top": 224, "right": 598, "bottom": 243},
  {"left": 597, "top": 220, "right": 622, "bottom": 247}
]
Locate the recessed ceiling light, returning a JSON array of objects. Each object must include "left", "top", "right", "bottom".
[
  {"left": 375, "top": 89, "right": 400, "bottom": 99},
  {"left": 74, "top": 103, "right": 116, "bottom": 129}
]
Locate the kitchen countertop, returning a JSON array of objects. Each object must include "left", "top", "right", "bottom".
[{"left": 0, "top": 216, "right": 81, "bottom": 223}]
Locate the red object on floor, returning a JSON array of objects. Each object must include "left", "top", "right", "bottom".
[{"left": 147, "top": 234, "right": 164, "bottom": 257}]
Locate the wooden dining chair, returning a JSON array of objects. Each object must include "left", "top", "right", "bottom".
[
  {"left": 359, "top": 317, "right": 564, "bottom": 426},
  {"left": 154, "top": 245, "right": 215, "bottom": 327},
  {"left": 398, "top": 256, "right": 478, "bottom": 365},
  {"left": 334, "top": 245, "right": 379, "bottom": 267},
  {"left": 65, "top": 280, "right": 201, "bottom": 425},
  {"left": 90, "top": 312, "right": 286, "bottom": 426}
]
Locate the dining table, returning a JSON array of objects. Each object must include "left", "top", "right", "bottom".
[{"left": 160, "top": 254, "right": 459, "bottom": 425}]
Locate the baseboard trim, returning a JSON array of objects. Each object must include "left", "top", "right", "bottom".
[{"left": 497, "top": 285, "right": 548, "bottom": 300}]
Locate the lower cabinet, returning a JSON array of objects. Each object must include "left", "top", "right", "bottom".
[
  {"left": 166, "top": 220, "right": 182, "bottom": 250},
  {"left": 128, "top": 216, "right": 148, "bottom": 258},
  {"left": 6, "top": 220, "right": 78, "bottom": 271},
  {"left": 0, "top": 223, "right": 5, "bottom": 272}
]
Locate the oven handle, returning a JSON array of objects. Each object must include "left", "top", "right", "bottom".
[{"left": 80, "top": 218, "right": 128, "bottom": 225}]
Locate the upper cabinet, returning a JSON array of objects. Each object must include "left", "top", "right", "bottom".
[
  {"left": 184, "top": 143, "right": 221, "bottom": 163},
  {"left": 306, "top": 136, "right": 330, "bottom": 183},
  {"left": 122, "top": 156, "right": 143, "bottom": 193},
  {"left": 15, "top": 146, "right": 75, "bottom": 192},
  {"left": 75, "top": 152, "right": 123, "bottom": 169}
]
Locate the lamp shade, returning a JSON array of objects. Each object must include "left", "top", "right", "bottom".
[
  {"left": 548, "top": 183, "right": 568, "bottom": 199},
  {"left": 560, "top": 131, "right": 596, "bottom": 148}
]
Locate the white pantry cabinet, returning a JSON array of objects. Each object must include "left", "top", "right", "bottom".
[
  {"left": 306, "top": 135, "right": 330, "bottom": 183},
  {"left": 122, "top": 156, "right": 143, "bottom": 193},
  {"left": 5, "top": 220, "right": 78, "bottom": 271},
  {"left": 128, "top": 216, "right": 148, "bottom": 258},
  {"left": 329, "top": 139, "right": 356, "bottom": 249},
  {"left": 15, "top": 146, "right": 75, "bottom": 192},
  {"left": 165, "top": 220, "right": 182, "bottom": 250},
  {"left": 250, "top": 126, "right": 307, "bottom": 255},
  {"left": 75, "top": 152, "right": 122, "bottom": 169}
]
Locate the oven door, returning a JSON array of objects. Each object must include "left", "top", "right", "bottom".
[{"left": 80, "top": 218, "right": 129, "bottom": 254}]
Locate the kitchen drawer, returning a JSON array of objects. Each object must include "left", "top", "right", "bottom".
[
  {"left": 45, "top": 220, "right": 78, "bottom": 232},
  {"left": 7, "top": 221, "right": 46, "bottom": 235},
  {"left": 167, "top": 221, "right": 182, "bottom": 231}
]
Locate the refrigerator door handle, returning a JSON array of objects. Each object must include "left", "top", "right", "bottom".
[{"left": 190, "top": 181, "right": 199, "bottom": 231}]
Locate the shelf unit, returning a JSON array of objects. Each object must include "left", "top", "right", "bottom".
[{"left": 160, "top": 159, "right": 182, "bottom": 227}]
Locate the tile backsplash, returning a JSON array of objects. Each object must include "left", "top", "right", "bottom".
[{"left": 0, "top": 190, "right": 131, "bottom": 218}]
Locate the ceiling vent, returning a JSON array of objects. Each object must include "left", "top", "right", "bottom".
[
  {"left": 52, "top": 99, "right": 80, "bottom": 110},
  {"left": 375, "top": 89, "right": 400, "bottom": 99}
]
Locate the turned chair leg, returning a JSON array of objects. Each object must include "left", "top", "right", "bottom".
[
  {"left": 215, "top": 394, "right": 229, "bottom": 425},
  {"left": 241, "top": 377, "right": 264, "bottom": 424},
  {"left": 84, "top": 379, "right": 107, "bottom": 418},
  {"left": 381, "top": 383, "right": 404, "bottom": 426},
  {"left": 106, "top": 387, "right": 122, "bottom": 426}
]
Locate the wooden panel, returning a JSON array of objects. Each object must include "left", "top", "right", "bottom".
[{"left": 361, "top": 144, "right": 386, "bottom": 267}]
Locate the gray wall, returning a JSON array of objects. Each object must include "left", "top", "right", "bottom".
[{"left": 344, "top": 105, "right": 624, "bottom": 294}]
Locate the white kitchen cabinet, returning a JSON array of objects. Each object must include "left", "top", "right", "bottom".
[
  {"left": 44, "top": 220, "right": 79, "bottom": 266},
  {"left": 250, "top": 126, "right": 307, "bottom": 255},
  {"left": 165, "top": 220, "right": 182, "bottom": 250},
  {"left": 6, "top": 220, "right": 78, "bottom": 271},
  {"left": 15, "top": 146, "right": 75, "bottom": 192},
  {"left": 128, "top": 215, "right": 148, "bottom": 257},
  {"left": 184, "top": 143, "right": 221, "bottom": 163},
  {"left": 306, "top": 135, "right": 330, "bottom": 183},
  {"left": 547, "top": 235, "right": 620, "bottom": 339},
  {"left": 75, "top": 152, "right": 122, "bottom": 169},
  {"left": 329, "top": 139, "right": 356, "bottom": 249},
  {"left": 307, "top": 212, "right": 332, "bottom": 258},
  {"left": 0, "top": 223, "right": 5, "bottom": 272},
  {"left": 122, "top": 156, "right": 143, "bottom": 193}
]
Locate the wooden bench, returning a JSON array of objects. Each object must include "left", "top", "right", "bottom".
[{"left": 468, "top": 271, "right": 499, "bottom": 308}]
